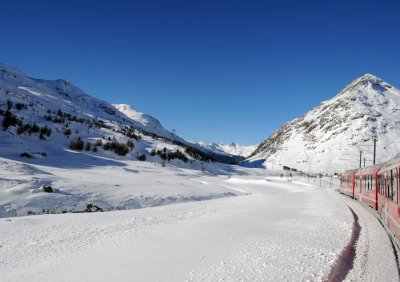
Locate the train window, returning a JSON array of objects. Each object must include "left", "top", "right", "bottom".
[
  {"left": 379, "top": 174, "right": 385, "bottom": 196},
  {"left": 367, "top": 175, "right": 371, "bottom": 191},
  {"left": 383, "top": 176, "right": 387, "bottom": 197},
  {"left": 378, "top": 175, "right": 383, "bottom": 194},
  {"left": 371, "top": 175, "right": 373, "bottom": 190},
  {"left": 364, "top": 175, "right": 367, "bottom": 194},
  {"left": 393, "top": 169, "right": 398, "bottom": 203},
  {"left": 389, "top": 170, "right": 394, "bottom": 200},
  {"left": 382, "top": 176, "right": 385, "bottom": 195},
  {"left": 371, "top": 175, "right": 375, "bottom": 191},
  {"left": 386, "top": 176, "right": 389, "bottom": 198}
]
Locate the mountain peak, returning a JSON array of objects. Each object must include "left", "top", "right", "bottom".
[
  {"left": 357, "top": 73, "right": 382, "bottom": 83},
  {"left": 340, "top": 73, "right": 392, "bottom": 95},
  {"left": 360, "top": 73, "right": 381, "bottom": 80},
  {"left": 247, "top": 73, "right": 400, "bottom": 173}
]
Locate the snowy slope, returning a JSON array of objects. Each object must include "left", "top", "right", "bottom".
[
  {"left": 246, "top": 74, "right": 400, "bottom": 173},
  {"left": 0, "top": 63, "right": 239, "bottom": 164},
  {"left": 113, "top": 104, "right": 244, "bottom": 163},
  {"left": 0, "top": 63, "right": 180, "bottom": 139},
  {"left": 0, "top": 155, "right": 243, "bottom": 217},
  {"left": 0, "top": 63, "right": 244, "bottom": 217},
  {"left": 113, "top": 103, "right": 175, "bottom": 139},
  {"left": 196, "top": 141, "right": 257, "bottom": 157}
]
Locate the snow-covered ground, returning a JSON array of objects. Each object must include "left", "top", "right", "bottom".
[
  {"left": 0, "top": 154, "right": 243, "bottom": 217},
  {"left": 1, "top": 168, "right": 398, "bottom": 281}
]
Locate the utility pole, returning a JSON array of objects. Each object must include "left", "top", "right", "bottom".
[
  {"left": 373, "top": 137, "right": 377, "bottom": 165},
  {"left": 359, "top": 151, "right": 362, "bottom": 168}
]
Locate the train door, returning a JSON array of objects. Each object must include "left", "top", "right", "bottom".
[
  {"left": 391, "top": 168, "right": 398, "bottom": 204},
  {"left": 375, "top": 172, "right": 379, "bottom": 210},
  {"left": 397, "top": 166, "right": 399, "bottom": 205},
  {"left": 385, "top": 173, "right": 389, "bottom": 224}
]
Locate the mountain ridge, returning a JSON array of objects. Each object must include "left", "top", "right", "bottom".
[
  {"left": 195, "top": 141, "right": 257, "bottom": 158},
  {"left": 246, "top": 73, "right": 400, "bottom": 173},
  {"left": 0, "top": 63, "right": 240, "bottom": 167}
]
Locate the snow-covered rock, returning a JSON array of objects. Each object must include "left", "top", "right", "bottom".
[{"left": 246, "top": 74, "right": 400, "bottom": 173}]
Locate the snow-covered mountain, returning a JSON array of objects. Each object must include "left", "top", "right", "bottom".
[
  {"left": 196, "top": 141, "right": 257, "bottom": 158},
  {"left": 113, "top": 103, "right": 174, "bottom": 139},
  {"left": 246, "top": 74, "right": 400, "bottom": 173},
  {"left": 0, "top": 63, "right": 239, "bottom": 166},
  {"left": 0, "top": 63, "right": 247, "bottom": 217},
  {"left": 0, "top": 64, "right": 169, "bottom": 136}
]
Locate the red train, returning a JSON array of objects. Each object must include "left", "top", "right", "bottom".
[{"left": 339, "top": 156, "right": 400, "bottom": 241}]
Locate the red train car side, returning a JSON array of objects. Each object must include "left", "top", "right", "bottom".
[
  {"left": 377, "top": 158, "right": 400, "bottom": 240},
  {"left": 354, "top": 165, "right": 381, "bottom": 210},
  {"left": 340, "top": 154, "right": 400, "bottom": 241},
  {"left": 339, "top": 170, "right": 357, "bottom": 198}
]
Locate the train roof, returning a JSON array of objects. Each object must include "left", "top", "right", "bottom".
[
  {"left": 379, "top": 152, "right": 400, "bottom": 171},
  {"left": 340, "top": 153, "right": 400, "bottom": 175},
  {"left": 341, "top": 169, "right": 359, "bottom": 175},
  {"left": 355, "top": 163, "right": 382, "bottom": 175}
]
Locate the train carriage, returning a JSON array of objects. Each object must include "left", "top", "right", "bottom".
[
  {"left": 377, "top": 156, "right": 400, "bottom": 239},
  {"left": 339, "top": 154, "right": 400, "bottom": 241},
  {"left": 339, "top": 169, "right": 357, "bottom": 198},
  {"left": 354, "top": 165, "right": 381, "bottom": 210}
]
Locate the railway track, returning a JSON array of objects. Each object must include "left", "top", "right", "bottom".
[
  {"left": 336, "top": 195, "right": 400, "bottom": 281},
  {"left": 325, "top": 206, "right": 361, "bottom": 282}
]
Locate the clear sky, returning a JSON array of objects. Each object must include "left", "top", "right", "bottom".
[{"left": 1, "top": 0, "right": 399, "bottom": 145}]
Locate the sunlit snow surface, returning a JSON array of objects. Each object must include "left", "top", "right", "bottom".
[
  {"left": 1, "top": 65, "right": 399, "bottom": 281},
  {"left": 1, "top": 159, "right": 398, "bottom": 281}
]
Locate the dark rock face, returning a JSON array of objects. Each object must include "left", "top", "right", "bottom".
[{"left": 41, "top": 184, "right": 53, "bottom": 193}]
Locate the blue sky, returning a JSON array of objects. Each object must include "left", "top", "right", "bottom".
[{"left": 1, "top": 0, "right": 399, "bottom": 145}]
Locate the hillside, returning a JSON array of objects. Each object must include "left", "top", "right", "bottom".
[
  {"left": 0, "top": 63, "right": 241, "bottom": 165},
  {"left": 196, "top": 141, "right": 257, "bottom": 158},
  {"left": 246, "top": 74, "right": 400, "bottom": 173},
  {"left": 0, "top": 63, "right": 243, "bottom": 217}
]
